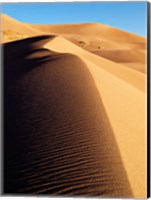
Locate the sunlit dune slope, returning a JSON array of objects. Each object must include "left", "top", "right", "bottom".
[
  {"left": 43, "top": 35, "right": 146, "bottom": 198},
  {"left": 44, "top": 36, "right": 146, "bottom": 92},
  {"left": 91, "top": 49, "right": 146, "bottom": 72},
  {"left": 31, "top": 22, "right": 145, "bottom": 44},
  {"left": 32, "top": 23, "right": 146, "bottom": 73},
  {"left": 1, "top": 14, "right": 44, "bottom": 42},
  {"left": 2, "top": 13, "right": 147, "bottom": 198},
  {"left": 1, "top": 14, "right": 146, "bottom": 73},
  {"left": 4, "top": 35, "right": 133, "bottom": 197},
  {"left": 31, "top": 22, "right": 146, "bottom": 53}
]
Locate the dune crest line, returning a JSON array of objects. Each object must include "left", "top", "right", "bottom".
[{"left": 4, "top": 36, "right": 133, "bottom": 197}]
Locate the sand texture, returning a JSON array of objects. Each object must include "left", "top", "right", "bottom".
[{"left": 2, "top": 14, "right": 147, "bottom": 198}]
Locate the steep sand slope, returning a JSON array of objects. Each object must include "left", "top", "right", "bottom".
[
  {"left": 59, "top": 33, "right": 146, "bottom": 73},
  {"left": 84, "top": 60, "right": 147, "bottom": 198},
  {"left": 44, "top": 36, "right": 146, "bottom": 92},
  {"left": 2, "top": 14, "right": 147, "bottom": 197},
  {"left": 44, "top": 36, "right": 146, "bottom": 198},
  {"left": 4, "top": 36, "right": 132, "bottom": 197}
]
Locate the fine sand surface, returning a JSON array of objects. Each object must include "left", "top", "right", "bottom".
[
  {"left": 44, "top": 36, "right": 147, "bottom": 198},
  {"left": 4, "top": 36, "right": 132, "bottom": 197},
  {"left": 2, "top": 14, "right": 147, "bottom": 198},
  {"left": 1, "top": 14, "right": 44, "bottom": 42}
]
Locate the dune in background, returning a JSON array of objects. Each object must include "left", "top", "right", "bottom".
[
  {"left": 1, "top": 14, "right": 147, "bottom": 198},
  {"left": 1, "top": 14, "right": 146, "bottom": 73}
]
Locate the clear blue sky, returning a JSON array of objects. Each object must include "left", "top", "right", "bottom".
[{"left": 2, "top": 2, "right": 147, "bottom": 37}]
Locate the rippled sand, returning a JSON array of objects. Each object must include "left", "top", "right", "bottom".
[
  {"left": 4, "top": 36, "right": 132, "bottom": 197},
  {"left": 2, "top": 13, "right": 147, "bottom": 198}
]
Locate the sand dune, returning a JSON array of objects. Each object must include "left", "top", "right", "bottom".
[
  {"left": 44, "top": 36, "right": 146, "bottom": 92},
  {"left": 82, "top": 59, "right": 147, "bottom": 198},
  {"left": 43, "top": 35, "right": 147, "bottom": 198},
  {"left": 1, "top": 14, "right": 146, "bottom": 74},
  {"left": 2, "top": 14, "right": 147, "bottom": 198},
  {"left": 31, "top": 23, "right": 146, "bottom": 72},
  {"left": 122, "top": 62, "right": 146, "bottom": 73},
  {"left": 1, "top": 14, "right": 44, "bottom": 42},
  {"left": 4, "top": 36, "right": 133, "bottom": 197},
  {"left": 91, "top": 49, "right": 146, "bottom": 72},
  {"left": 31, "top": 22, "right": 145, "bottom": 44}
]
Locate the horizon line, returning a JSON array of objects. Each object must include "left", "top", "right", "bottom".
[{"left": 1, "top": 12, "right": 146, "bottom": 38}]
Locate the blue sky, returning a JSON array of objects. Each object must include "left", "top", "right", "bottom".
[{"left": 2, "top": 2, "right": 147, "bottom": 37}]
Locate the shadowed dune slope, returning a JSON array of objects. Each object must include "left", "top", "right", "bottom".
[
  {"left": 31, "top": 23, "right": 146, "bottom": 54},
  {"left": 31, "top": 22, "right": 146, "bottom": 73},
  {"left": 43, "top": 36, "right": 146, "bottom": 198},
  {"left": 4, "top": 36, "right": 133, "bottom": 197},
  {"left": 2, "top": 13, "right": 146, "bottom": 198},
  {"left": 44, "top": 36, "right": 146, "bottom": 92}
]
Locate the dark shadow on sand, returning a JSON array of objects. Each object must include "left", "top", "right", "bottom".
[{"left": 3, "top": 35, "right": 133, "bottom": 197}]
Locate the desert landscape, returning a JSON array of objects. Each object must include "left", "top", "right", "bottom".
[{"left": 1, "top": 12, "right": 147, "bottom": 198}]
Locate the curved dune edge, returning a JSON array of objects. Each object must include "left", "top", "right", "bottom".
[
  {"left": 84, "top": 60, "right": 147, "bottom": 198},
  {"left": 31, "top": 22, "right": 145, "bottom": 43},
  {"left": 1, "top": 14, "right": 46, "bottom": 42},
  {"left": 4, "top": 36, "right": 133, "bottom": 197},
  {"left": 2, "top": 12, "right": 147, "bottom": 197},
  {"left": 1, "top": 14, "right": 146, "bottom": 79},
  {"left": 1, "top": 14, "right": 146, "bottom": 72},
  {"left": 43, "top": 36, "right": 146, "bottom": 198},
  {"left": 44, "top": 36, "right": 145, "bottom": 93},
  {"left": 30, "top": 21, "right": 146, "bottom": 74}
]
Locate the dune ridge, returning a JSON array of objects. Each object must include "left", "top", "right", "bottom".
[
  {"left": 1, "top": 13, "right": 146, "bottom": 75},
  {"left": 44, "top": 36, "right": 146, "bottom": 92},
  {"left": 30, "top": 20, "right": 146, "bottom": 73},
  {"left": 1, "top": 14, "right": 44, "bottom": 42},
  {"left": 2, "top": 13, "right": 147, "bottom": 198},
  {"left": 4, "top": 36, "right": 133, "bottom": 197},
  {"left": 31, "top": 22, "right": 145, "bottom": 43},
  {"left": 43, "top": 35, "right": 147, "bottom": 198}
]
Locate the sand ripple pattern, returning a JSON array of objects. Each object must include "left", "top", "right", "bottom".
[{"left": 4, "top": 36, "right": 133, "bottom": 197}]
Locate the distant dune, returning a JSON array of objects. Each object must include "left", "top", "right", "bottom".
[
  {"left": 2, "top": 14, "right": 147, "bottom": 198},
  {"left": 1, "top": 13, "right": 146, "bottom": 73},
  {"left": 31, "top": 23, "right": 146, "bottom": 74}
]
